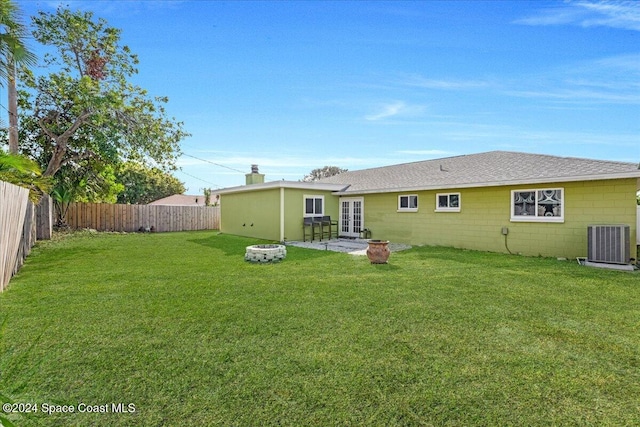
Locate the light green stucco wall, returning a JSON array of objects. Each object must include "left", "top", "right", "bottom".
[
  {"left": 222, "top": 178, "right": 637, "bottom": 258},
  {"left": 220, "top": 188, "right": 281, "bottom": 241},
  {"left": 220, "top": 187, "right": 339, "bottom": 242},
  {"left": 282, "top": 189, "right": 339, "bottom": 242},
  {"left": 359, "top": 178, "right": 638, "bottom": 259}
]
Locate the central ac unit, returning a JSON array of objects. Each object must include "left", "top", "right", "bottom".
[{"left": 587, "top": 225, "right": 630, "bottom": 265}]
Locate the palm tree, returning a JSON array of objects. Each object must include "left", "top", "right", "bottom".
[{"left": 0, "top": 0, "right": 37, "bottom": 154}]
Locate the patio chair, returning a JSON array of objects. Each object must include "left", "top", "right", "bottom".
[
  {"left": 303, "top": 217, "right": 321, "bottom": 242},
  {"left": 321, "top": 216, "right": 338, "bottom": 239},
  {"left": 312, "top": 216, "right": 331, "bottom": 241}
]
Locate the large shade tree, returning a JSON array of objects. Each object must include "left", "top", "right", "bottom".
[
  {"left": 0, "top": 0, "right": 37, "bottom": 153},
  {"left": 302, "top": 166, "right": 348, "bottom": 182},
  {"left": 115, "top": 162, "right": 185, "bottom": 205},
  {"left": 17, "top": 7, "right": 188, "bottom": 185}
]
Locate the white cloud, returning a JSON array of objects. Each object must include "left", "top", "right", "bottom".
[
  {"left": 515, "top": 1, "right": 640, "bottom": 31},
  {"left": 365, "top": 101, "right": 407, "bottom": 121},
  {"left": 400, "top": 75, "right": 492, "bottom": 90},
  {"left": 506, "top": 87, "right": 640, "bottom": 104},
  {"left": 364, "top": 101, "right": 427, "bottom": 121},
  {"left": 506, "top": 53, "right": 640, "bottom": 104},
  {"left": 177, "top": 152, "right": 386, "bottom": 173},
  {"left": 578, "top": 1, "right": 640, "bottom": 30}
]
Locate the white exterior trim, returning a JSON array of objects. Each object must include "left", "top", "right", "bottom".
[
  {"left": 279, "top": 187, "right": 285, "bottom": 242},
  {"left": 217, "top": 180, "right": 347, "bottom": 195},
  {"left": 435, "top": 192, "right": 461, "bottom": 212},
  {"left": 397, "top": 194, "right": 418, "bottom": 212},
  {"left": 339, "top": 197, "right": 364, "bottom": 238},
  {"left": 303, "top": 194, "right": 324, "bottom": 217},
  {"left": 332, "top": 172, "right": 640, "bottom": 196},
  {"left": 510, "top": 188, "right": 565, "bottom": 223},
  {"left": 637, "top": 205, "right": 640, "bottom": 245}
]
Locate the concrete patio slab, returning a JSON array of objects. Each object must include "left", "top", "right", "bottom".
[{"left": 285, "top": 238, "right": 411, "bottom": 256}]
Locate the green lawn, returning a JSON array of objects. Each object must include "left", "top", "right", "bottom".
[{"left": 1, "top": 231, "right": 638, "bottom": 426}]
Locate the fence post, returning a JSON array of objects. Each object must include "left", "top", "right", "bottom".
[{"left": 36, "top": 194, "right": 53, "bottom": 240}]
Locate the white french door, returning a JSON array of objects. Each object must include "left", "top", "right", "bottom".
[{"left": 339, "top": 197, "right": 364, "bottom": 238}]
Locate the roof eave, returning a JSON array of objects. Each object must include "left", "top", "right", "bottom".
[
  {"left": 217, "top": 181, "right": 349, "bottom": 195},
  {"left": 332, "top": 171, "right": 640, "bottom": 195}
]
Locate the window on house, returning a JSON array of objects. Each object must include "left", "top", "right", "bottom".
[
  {"left": 304, "top": 195, "right": 324, "bottom": 216},
  {"left": 511, "top": 188, "right": 563, "bottom": 222},
  {"left": 398, "top": 195, "right": 418, "bottom": 212},
  {"left": 436, "top": 193, "right": 461, "bottom": 212}
]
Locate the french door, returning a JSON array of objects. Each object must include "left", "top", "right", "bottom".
[{"left": 339, "top": 197, "right": 364, "bottom": 238}]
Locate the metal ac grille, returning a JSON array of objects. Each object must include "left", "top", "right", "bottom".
[{"left": 587, "top": 225, "right": 630, "bottom": 265}]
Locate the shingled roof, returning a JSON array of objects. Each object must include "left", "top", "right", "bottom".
[
  {"left": 149, "top": 194, "right": 210, "bottom": 206},
  {"left": 319, "top": 151, "right": 640, "bottom": 194}
]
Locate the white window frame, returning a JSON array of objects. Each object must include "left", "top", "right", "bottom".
[
  {"left": 435, "top": 192, "right": 461, "bottom": 212},
  {"left": 398, "top": 194, "right": 418, "bottom": 212},
  {"left": 510, "top": 188, "right": 564, "bottom": 223},
  {"left": 303, "top": 195, "right": 324, "bottom": 217}
]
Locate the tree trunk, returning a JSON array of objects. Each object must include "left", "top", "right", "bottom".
[
  {"left": 39, "top": 110, "right": 93, "bottom": 177},
  {"left": 44, "top": 143, "right": 67, "bottom": 177},
  {"left": 8, "top": 60, "right": 19, "bottom": 154}
]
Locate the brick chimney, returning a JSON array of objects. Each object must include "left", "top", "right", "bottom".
[{"left": 245, "top": 164, "right": 265, "bottom": 185}]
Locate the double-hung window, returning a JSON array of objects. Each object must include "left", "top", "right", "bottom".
[
  {"left": 398, "top": 194, "right": 418, "bottom": 212},
  {"left": 304, "top": 195, "right": 324, "bottom": 216},
  {"left": 511, "top": 188, "right": 563, "bottom": 222},
  {"left": 436, "top": 193, "right": 461, "bottom": 212}
]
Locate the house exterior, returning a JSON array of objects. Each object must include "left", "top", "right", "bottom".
[
  {"left": 217, "top": 152, "right": 640, "bottom": 259},
  {"left": 149, "top": 194, "right": 219, "bottom": 206},
  {"left": 218, "top": 181, "right": 345, "bottom": 241}
]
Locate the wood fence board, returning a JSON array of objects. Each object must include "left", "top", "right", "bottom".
[
  {"left": 0, "top": 181, "right": 31, "bottom": 291},
  {"left": 65, "top": 203, "right": 219, "bottom": 233},
  {"left": 36, "top": 195, "right": 52, "bottom": 240}
]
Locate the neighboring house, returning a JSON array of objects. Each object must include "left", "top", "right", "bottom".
[
  {"left": 149, "top": 194, "right": 219, "bottom": 206},
  {"left": 217, "top": 152, "right": 640, "bottom": 259}
]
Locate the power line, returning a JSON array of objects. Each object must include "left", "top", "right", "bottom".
[
  {"left": 177, "top": 169, "right": 222, "bottom": 189},
  {"left": 181, "top": 153, "right": 246, "bottom": 174}
]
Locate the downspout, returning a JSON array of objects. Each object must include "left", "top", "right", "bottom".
[{"left": 280, "top": 187, "right": 285, "bottom": 242}]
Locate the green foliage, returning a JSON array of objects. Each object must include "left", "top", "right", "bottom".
[
  {"left": 203, "top": 187, "right": 212, "bottom": 206},
  {"left": 1, "top": 232, "right": 639, "bottom": 426},
  {"left": 302, "top": 165, "right": 348, "bottom": 182},
  {"left": 75, "top": 165, "right": 123, "bottom": 203},
  {"left": 49, "top": 161, "right": 124, "bottom": 227},
  {"left": 0, "top": 149, "right": 50, "bottom": 201},
  {"left": 52, "top": 160, "right": 123, "bottom": 203},
  {"left": 50, "top": 183, "right": 73, "bottom": 227},
  {"left": 17, "top": 6, "right": 189, "bottom": 180},
  {"left": 115, "top": 162, "right": 185, "bottom": 204},
  {"left": 1, "top": 0, "right": 38, "bottom": 154},
  {"left": 0, "top": 0, "right": 37, "bottom": 81},
  {"left": 203, "top": 188, "right": 220, "bottom": 206}
]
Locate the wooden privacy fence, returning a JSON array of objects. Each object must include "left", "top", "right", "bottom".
[
  {"left": 66, "top": 203, "right": 220, "bottom": 232},
  {"left": 0, "top": 181, "right": 30, "bottom": 291}
]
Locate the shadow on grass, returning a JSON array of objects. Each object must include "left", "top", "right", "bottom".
[
  {"left": 366, "top": 262, "right": 402, "bottom": 271},
  {"left": 187, "top": 233, "right": 337, "bottom": 261}
]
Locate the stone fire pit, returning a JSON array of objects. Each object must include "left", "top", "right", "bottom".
[{"left": 245, "top": 244, "right": 287, "bottom": 263}]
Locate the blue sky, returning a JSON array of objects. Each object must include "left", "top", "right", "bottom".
[{"left": 10, "top": 0, "right": 640, "bottom": 193}]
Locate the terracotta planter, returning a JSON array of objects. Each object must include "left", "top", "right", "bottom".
[{"left": 366, "top": 240, "right": 390, "bottom": 264}]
